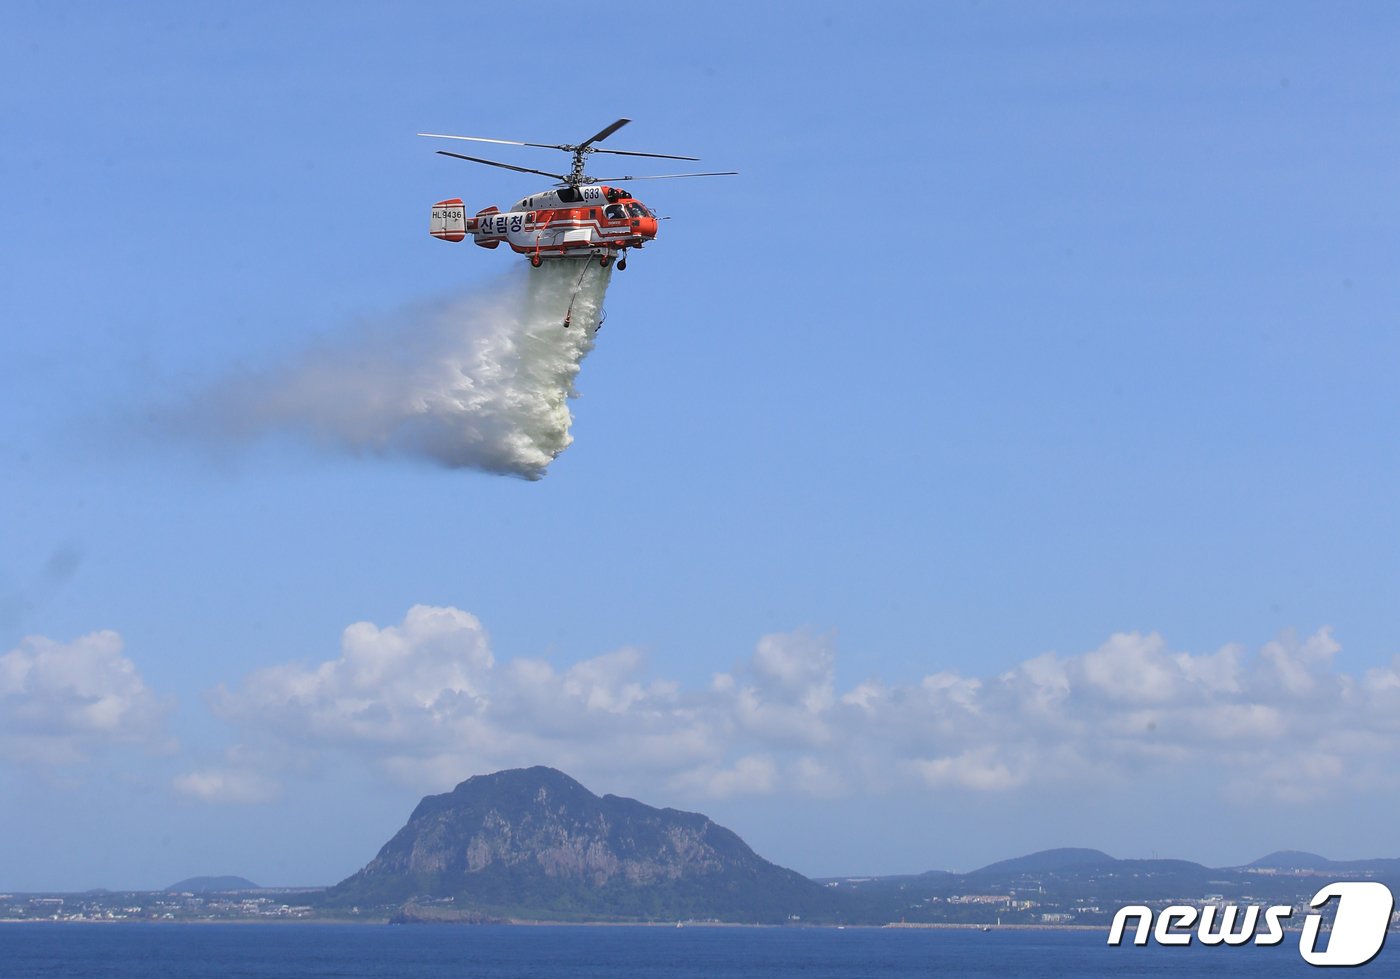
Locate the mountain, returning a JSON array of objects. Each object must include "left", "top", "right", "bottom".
[
  {"left": 821, "top": 847, "right": 1328, "bottom": 921},
  {"left": 967, "top": 847, "right": 1116, "bottom": 877},
  {"left": 1244, "top": 850, "right": 1334, "bottom": 871},
  {"left": 166, "top": 875, "right": 260, "bottom": 893},
  {"left": 1243, "top": 851, "right": 1400, "bottom": 880},
  {"left": 315, "top": 768, "right": 1400, "bottom": 926},
  {"left": 323, "top": 766, "right": 836, "bottom": 922}
]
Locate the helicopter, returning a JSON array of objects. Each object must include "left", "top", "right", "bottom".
[{"left": 420, "top": 118, "right": 735, "bottom": 270}]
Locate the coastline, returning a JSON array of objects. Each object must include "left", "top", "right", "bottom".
[{"left": 0, "top": 916, "right": 1105, "bottom": 931}]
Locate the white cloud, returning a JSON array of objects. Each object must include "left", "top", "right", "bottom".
[
  {"left": 173, "top": 768, "right": 280, "bottom": 805},
  {"left": 211, "top": 606, "right": 720, "bottom": 799},
  {"left": 1257, "top": 628, "right": 1342, "bottom": 697},
  {"left": 204, "top": 607, "right": 1400, "bottom": 809},
  {"left": 0, "top": 631, "right": 171, "bottom": 765},
  {"left": 213, "top": 604, "right": 494, "bottom": 747},
  {"left": 748, "top": 631, "right": 835, "bottom": 710},
  {"left": 1078, "top": 632, "right": 1182, "bottom": 703},
  {"left": 717, "top": 631, "right": 837, "bottom": 747},
  {"left": 910, "top": 747, "right": 1027, "bottom": 792},
  {"left": 669, "top": 755, "right": 778, "bottom": 798}
]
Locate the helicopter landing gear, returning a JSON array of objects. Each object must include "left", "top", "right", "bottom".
[
  {"left": 616, "top": 251, "right": 628, "bottom": 271},
  {"left": 530, "top": 254, "right": 542, "bottom": 268},
  {"left": 599, "top": 254, "right": 612, "bottom": 268}
]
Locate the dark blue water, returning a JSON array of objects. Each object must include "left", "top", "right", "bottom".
[{"left": 0, "top": 923, "right": 1329, "bottom": 977}]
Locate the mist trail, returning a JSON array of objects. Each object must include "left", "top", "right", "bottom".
[{"left": 187, "top": 260, "right": 613, "bottom": 480}]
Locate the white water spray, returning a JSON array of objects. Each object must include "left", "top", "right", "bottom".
[{"left": 186, "top": 260, "right": 612, "bottom": 480}]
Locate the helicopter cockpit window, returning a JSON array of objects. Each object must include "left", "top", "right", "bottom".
[
  {"left": 626, "top": 203, "right": 651, "bottom": 218},
  {"left": 604, "top": 204, "right": 626, "bottom": 220}
]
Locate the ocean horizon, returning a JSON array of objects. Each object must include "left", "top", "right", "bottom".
[{"left": 0, "top": 921, "right": 1332, "bottom": 977}]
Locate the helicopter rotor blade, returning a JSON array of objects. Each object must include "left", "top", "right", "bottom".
[
  {"left": 419, "top": 132, "right": 571, "bottom": 151},
  {"left": 434, "top": 151, "right": 570, "bottom": 182},
  {"left": 590, "top": 171, "right": 739, "bottom": 181},
  {"left": 579, "top": 118, "right": 631, "bottom": 149},
  {"left": 589, "top": 147, "right": 700, "bottom": 161}
]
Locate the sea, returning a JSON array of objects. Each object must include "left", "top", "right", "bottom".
[{"left": 0, "top": 923, "right": 1342, "bottom": 977}]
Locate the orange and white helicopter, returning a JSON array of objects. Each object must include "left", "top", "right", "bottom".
[{"left": 421, "top": 118, "right": 735, "bottom": 270}]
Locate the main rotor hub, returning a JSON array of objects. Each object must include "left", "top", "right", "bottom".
[{"left": 561, "top": 145, "right": 595, "bottom": 186}]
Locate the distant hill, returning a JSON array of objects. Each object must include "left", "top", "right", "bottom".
[
  {"left": 824, "top": 847, "right": 1330, "bottom": 921},
  {"left": 968, "top": 847, "right": 1116, "bottom": 877},
  {"left": 166, "top": 875, "right": 260, "bottom": 893},
  {"left": 323, "top": 766, "right": 837, "bottom": 923},
  {"left": 825, "top": 842, "right": 1400, "bottom": 926},
  {"left": 1244, "top": 850, "right": 1334, "bottom": 870},
  {"left": 1243, "top": 851, "right": 1400, "bottom": 879}
]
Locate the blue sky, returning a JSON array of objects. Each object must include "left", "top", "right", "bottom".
[{"left": 4, "top": 1, "right": 1400, "bottom": 891}]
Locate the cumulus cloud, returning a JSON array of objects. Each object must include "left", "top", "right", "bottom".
[
  {"left": 911, "top": 747, "right": 1026, "bottom": 792},
  {"left": 210, "top": 606, "right": 713, "bottom": 798},
  {"left": 204, "top": 608, "right": 1400, "bottom": 808},
  {"left": 173, "top": 767, "right": 281, "bottom": 805},
  {"left": 0, "top": 630, "right": 171, "bottom": 765},
  {"left": 669, "top": 755, "right": 778, "bottom": 799},
  {"left": 219, "top": 605, "right": 496, "bottom": 747}
]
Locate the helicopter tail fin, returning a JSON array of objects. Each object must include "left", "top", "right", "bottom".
[{"left": 430, "top": 198, "right": 467, "bottom": 242}]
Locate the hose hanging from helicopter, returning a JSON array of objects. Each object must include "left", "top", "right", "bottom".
[{"left": 562, "top": 258, "right": 593, "bottom": 329}]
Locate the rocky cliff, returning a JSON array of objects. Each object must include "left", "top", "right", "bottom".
[{"left": 324, "top": 766, "right": 834, "bottom": 922}]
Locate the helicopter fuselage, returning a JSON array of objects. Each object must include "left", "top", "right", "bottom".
[{"left": 431, "top": 183, "right": 659, "bottom": 264}]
